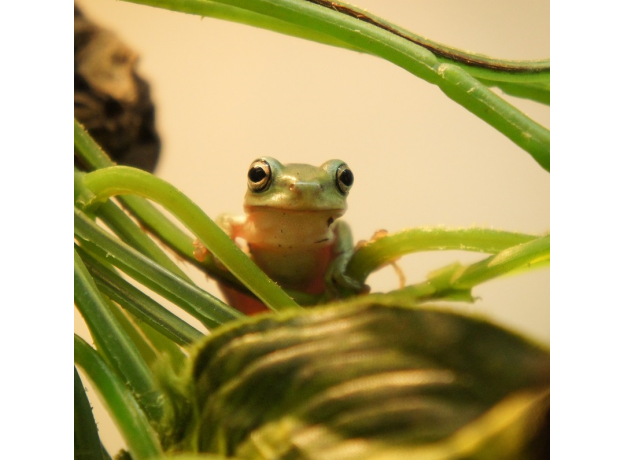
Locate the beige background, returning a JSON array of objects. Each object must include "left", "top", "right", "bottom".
[{"left": 75, "top": 0, "right": 549, "bottom": 453}]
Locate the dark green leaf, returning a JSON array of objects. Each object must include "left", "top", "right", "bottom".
[
  {"left": 74, "top": 367, "right": 106, "bottom": 460},
  {"left": 168, "top": 302, "right": 548, "bottom": 458},
  {"left": 74, "top": 336, "right": 163, "bottom": 460},
  {"left": 77, "top": 244, "right": 204, "bottom": 346},
  {"left": 75, "top": 207, "right": 242, "bottom": 328},
  {"left": 74, "top": 248, "right": 164, "bottom": 424}
]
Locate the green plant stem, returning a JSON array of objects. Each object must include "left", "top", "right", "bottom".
[
  {"left": 98, "top": 200, "right": 193, "bottom": 283},
  {"left": 74, "top": 119, "right": 116, "bottom": 170},
  {"left": 394, "top": 235, "right": 550, "bottom": 302},
  {"left": 337, "top": 235, "right": 549, "bottom": 308},
  {"left": 74, "top": 248, "right": 164, "bottom": 423},
  {"left": 135, "top": 319, "right": 189, "bottom": 373},
  {"left": 121, "top": 197, "right": 198, "bottom": 260},
  {"left": 75, "top": 207, "right": 242, "bottom": 327},
  {"left": 435, "top": 64, "right": 549, "bottom": 170},
  {"left": 302, "top": 0, "right": 549, "bottom": 83},
  {"left": 74, "top": 336, "right": 163, "bottom": 460},
  {"left": 479, "top": 79, "right": 550, "bottom": 105},
  {"left": 75, "top": 143, "right": 196, "bottom": 285},
  {"left": 120, "top": 0, "right": 549, "bottom": 170},
  {"left": 111, "top": 195, "right": 319, "bottom": 304},
  {"left": 105, "top": 297, "right": 160, "bottom": 368},
  {"left": 77, "top": 120, "right": 404, "bottom": 306},
  {"left": 74, "top": 121, "right": 197, "bottom": 269},
  {"left": 107, "top": 298, "right": 188, "bottom": 373},
  {"left": 451, "top": 235, "right": 550, "bottom": 288},
  {"left": 118, "top": 194, "right": 252, "bottom": 294},
  {"left": 77, "top": 245, "right": 204, "bottom": 346},
  {"left": 123, "top": 0, "right": 548, "bottom": 82},
  {"left": 78, "top": 166, "right": 300, "bottom": 311},
  {"left": 75, "top": 120, "right": 227, "bottom": 283},
  {"left": 74, "top": 367, "right": 106, "bottom": 460},
  {"left": 346, "top": 228, "right": 540, "bottom": 285}
]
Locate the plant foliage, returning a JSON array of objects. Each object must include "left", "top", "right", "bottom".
[{"left": 74, "top": 1, "right": 549, "bottom": 459}]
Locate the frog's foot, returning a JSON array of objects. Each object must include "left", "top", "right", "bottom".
[
  {"left": 389, "top": 260, "right": 406, "bottom": 289},
  {"left": 232, "top": 236, "right": 251, "bottom": 257},
  {"left": 193, "top": 239, "right": 210, "bottom": 262},
  {"left": 193, "top": 237, "right": 251, "bottom": 270},
  {"left": 324, "top": 251, "right": 369, "bottom": 298}
]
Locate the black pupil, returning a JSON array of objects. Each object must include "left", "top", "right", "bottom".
[
  {"left": 248, "top": 166, "right": 267, "bottom": 183},
  {"left": 339, "top": 169, "right": 354, "bottom": 187}
]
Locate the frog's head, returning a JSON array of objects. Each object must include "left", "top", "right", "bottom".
[{"left": 243, "top": 157, "right": 353, "bottom": 215}]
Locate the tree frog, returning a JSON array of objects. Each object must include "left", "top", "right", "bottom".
[{"left": 195, "top": 157, "right": 361, "bottom": 315}]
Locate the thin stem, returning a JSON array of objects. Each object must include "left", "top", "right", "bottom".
[
  {"left": 75, "top": 207, "right": 242, "bottom": 327},
  {"left": 304, "top": 0, "right": 549, "bottom": 82},
  {"left": 97, "top": 200, "right": 193, "bottom": 283},
  {"left": 435, "top": 64, "right": 549, "bottom": 170},
  {"left": 478, "top": 79, "right": 550, "bottom": 106},
  {"left": 337, "top": 235, "right": 549, "bottom": 307},
  {"left": 109, "top": 196, "right": 319, "bottom": 305},
  {"left": 135, "top": 320, "right": 189, "bottom": 373},
  {"left": 120, "top": 194, "right": 255, "bottom": 296},
  {"left": 75, "top": 120, "right": 236, "bottom": 289},
  {"left": 74, "top": 118, "right": 115, "bottom": 170},
  {"left": 79, "top": 166, "right": 300, "bottom": 311},
  {"left": 393, "top": 235, "right": 550, "bottom": 302},
  {"left": 451, "top": 235, "right": 550, "bottom": 288},
  {"left": 119, "top": 0, "right": 549, "bottom": 170},
  {"left": 74, "top": 367, "right": 106, "bottom": 460},
  {"left": 74, "top": 248, "right": 164, "bottom": 423},
  {"left": 74, "top": 336, "right": 163, "bottom": 460},
  {"left": 78, "top": 245, "right": 204, "bottom": 346},
  {"left": 346, "top": 228, "right": 540, "bottom": 284},
  {"left": 105, "top": 297, "right": 160, "bottom": 368}
]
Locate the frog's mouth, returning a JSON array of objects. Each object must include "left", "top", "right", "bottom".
[{"left": 244, "top": 205, "right": 345, "bottom": 219}]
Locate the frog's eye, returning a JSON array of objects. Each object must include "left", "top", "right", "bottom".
[
  {"left": 336, "top": 163, "right": 354, "bottom": 195},
  {"left": 247, "top": 159, "right": 272, "bottom": 192}
]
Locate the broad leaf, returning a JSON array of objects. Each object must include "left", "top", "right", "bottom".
[{"left": 167, "top": 302, "right": 549, "bottom": 459}]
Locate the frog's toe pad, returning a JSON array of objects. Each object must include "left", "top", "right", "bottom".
[
  {"left": 193, "top": 239, "right": 209, "bottom": 262},
  {"left": 326, "top": 269, "right": 368, "bottom": 297}
]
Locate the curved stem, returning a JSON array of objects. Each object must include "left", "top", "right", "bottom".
[
  {"left": 78, "top": 166, "right": 300, "bottom": 312},
  {"left": 97, "top": 200, "right": 193, "bottom": 283},
  {"left": 75, "top": 121, "right": 223, "bottom": 281},
  {"left": 74, "top": 336, "right": 163, "bottom": 460},
  {"left": 74, "top": 367, "right": 106, "bottom": 460},
  {"left": 78, "top": 245, "right": 204, "bottom": 346},
  {"left": 339, "top": 235, "right": 549, "bottom": 308},
  {"left": 75, "top": 207, "right": 242, "bottom": 326},
  {"left": 393, "top": 235, "right": 550, "bottom": 302},
  {"left": 75, "top": 248, "right": 164, "bottom": 423},
  {"left": 120, "top": 0, "right": 549, "bottom": 170},
  {"left": 451, "top": 235, "right": 550, "bottom": 288},
  {"left": 304, "top": 0, "right": 549, "bottom": 81},
  {"left": 479, "top": 79, "right": 550, "bottom": 106},
  {"left": 346, "top": 228, "right": 541, "bottom": 285},
  {"left": 75, "top": 123, "right": 333, "bottom": 306}
]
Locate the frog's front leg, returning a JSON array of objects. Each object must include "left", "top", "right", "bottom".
[
  {"left": 324, "top": 220, "right": 368, "bottom": 297},
  {"left": 193, "top": 213, "right": 249, "bottom": 263}
]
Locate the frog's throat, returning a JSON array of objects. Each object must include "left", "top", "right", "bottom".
[
  {"left": 244, "top": 205, "right": 346, "bottom": 216},
  {"left": 241, "top": 207, "right": 344, "bottom": 248}
]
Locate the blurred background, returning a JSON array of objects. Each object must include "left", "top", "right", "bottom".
[{"left": 74, "top": 0, "right": 549, "bottom": 453}]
